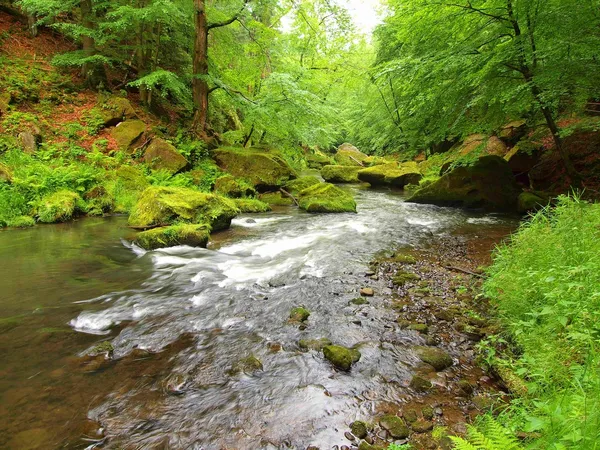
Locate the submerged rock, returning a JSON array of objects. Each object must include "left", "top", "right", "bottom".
[
  {"left": 128, "top": 186, "right": 239, "bottom": 231},
  {"left": 143, "top": 138, "right": 188, "bottom": 174},
  {"left": 299, "top": 338, "right": 332, "bottom": 351},
  {"left": 135, "top": 224, "right": 211, "bottom": 250},
  {"left": 360, "top": 288, "right": 374, "bottom": 297},
  {"left": 298, "top": 183, "right": 357, "bottom": 213},
  {"left": 321, "top": 165, "right": 362, "bottom": 183},
  {"left": 229, "top": 355, "right": 263, "bottom": 375},
  {"left": 379, "top": 415, "right": 410, "bottom": 439},
  {"left": 358, "top": 162, "right": 422, "bottom": 188},
  {"left": 407, "top": 156, "right": 521, "bottom": 212},
  {"left": 212, "top": 147, "right": 296, "bottom": 191},
  {"left": 36, "top": 190, "right": 86, "bottom": 223},
  {"left": 323, "top": 345, "right": 361, "bottom": 371},
  {"left": 415, "top": 346, "right": 453, "bottom": 371}
]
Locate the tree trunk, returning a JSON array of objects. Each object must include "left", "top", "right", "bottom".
[
  {"left": 80, "top": 0, "right": 105, "bottom": 88},
  {"left": 192, "top": 0, "right": 209, "bottom": 137}
]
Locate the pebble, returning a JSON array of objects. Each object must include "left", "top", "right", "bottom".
[
  {"left": 344, "top": 432, "right": 355, "bottom": 442},
  {"left": 360, "top": 288, "right": 375, "bottom": 297}
]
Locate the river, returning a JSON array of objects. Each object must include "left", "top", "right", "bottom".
[{"left": 0, "top": 186, "right": 516, "bottom": 449}]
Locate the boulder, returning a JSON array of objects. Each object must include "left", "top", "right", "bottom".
[
  {"left": 379, "top": 415, "right": 410, "bottom": 439},
  {"left": 485, "top": 136, "right": 508, "bottom": 156},
  {"left": 36, "top": 190, "right": 86, "bottom": 223},
  {"left": 229, "top": 355, "right": 263, "bottom": 375},
  {"left": 212, "top": 148, "right": 296, "bottom": 191},
  {"left": 115, "top": 165, "right": 150, "bottom": 191},
  {"left": 350, "top": 421, "right": 368, "bottom": 440},
  {"left": 357, "top": 162, "right": 422, "bottom": 188},
  {"left": 518, "top": 191, "right": 549, "bottom": 214},
  {"left": 111, "top": 120, "right": 145, "bottom": 152},
  {"left": 284, "top": 176, "right": 321, "bottom": 195},
  {"left": 323, "top": 345, "right": 361, "bottom": 371},
  {"left": 94, "top": 96, "right": 137, "bottom": 127},
  {"left": 135, "top": 224, "right": 210, "bottom": 250},
  {"left": 128, "top": 186, "right": 239, "bottom": 231},
  {"left": 289, "top": 307, "right": 310, "bottom": 323},
  {"left": 18, "top": 127, "right": 42, "bottom": 154},
  {"left": 415, "top": 346, "right": 453, "bottom": 371},
  {"left": 334, "top": 143, "right": 369, "bottom": 166},
  {"left": 407, "top": 156, "right": 521, "bottom": 212},
  {"left": 504, "top": 141, "right": 544, "bottom": 175},
  {"left": 306, "top": 149, "right": 333, "bottom": 169},
  {"left": 233, "top": 198, "right": 271, "bottom": 213},
  {"left": 298, "top": 183, "right": 357, "bottom": 213},
  {"left": 259, "top": 191, "right": 294, "bottom": 206},
  {"left": 498, "top": 120, "right": 527, "bottom": 145},
  {"left": 143, "top": 138, "right": 188, "bottom": 174},
  {"left": 214, "top": 175, "right": 256, "bottom": 198},
  {"left": 321, "top": 165, "right": 362, "bottom": 183}
]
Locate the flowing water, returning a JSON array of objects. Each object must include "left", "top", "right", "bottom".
[{"left": 0, "top": 187, "right": 516, "bottom": 449}]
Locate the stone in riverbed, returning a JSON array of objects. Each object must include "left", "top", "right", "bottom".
[
  {"left": 411, "top": 419, "right": 434, "bottom": 433},
  {"left": 323, "top": 345, "right": 361, "bottom": 371},
  {"left": 229, "top": 355, "right": 263, "bottom": 375},
  {"left": 379, "top": 415, "right": 410, "bottom": 439},
  {"left": 135, "top": 224, "right": 210, "bottom": 250},
  {"left": 298, "top": 182, "right": 357, "bottom": 213},
  {"left": 321, "top": 165, "right": 362, "bottom": 183},
  {"left": 334, "top": 143, "right": 370, "bottom": 166},
  {"left": 360, "top": 288, "right": 374, "bottom": 297},
  {"left": 358, "top": 162, "right": 422, "bottom": 188},
  {"left": 289, "top": 307, "right": 310, "bottom": 323},
  {"left": 298, "top": 338, "right": 332, "bottom": 351},
  {"left": 409, "top": 375, "right": 433, "bottom": 392},
  {"left": 415, "top": 346, "right": 453, "bottom": 371},
  {"left": 392, "top": 271, "right": 421, "bottom": 286},
  {"left": 350, "top": 297, "right": 369, "bottom": 305},
  {"left": 350, "top": 421, "right": 368, "bottom": 439}
]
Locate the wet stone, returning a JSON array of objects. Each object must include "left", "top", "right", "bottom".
[
  {"left": 409, "top": 375, "right": 433, "bottom": 392},
  {"left": 415, "top": 346, "right": 453, "bottom": 371},
  {"left": 379, "top": 415, "right": 409, "bottom": 439},
  {"left": 411, "top": 419, "right": 434, "bottom": 433},
  {"left": 350, "top": 421, "right": 368, "bottom": 439},
  {"left": 323, "top": 345, "right": 361, "bottom": 371},
  {"left": 344, "top": 431, "right": 356, "bottom": 441}
]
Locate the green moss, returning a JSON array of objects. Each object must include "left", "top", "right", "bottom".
[
  {"left": 323, "top": 345, "right": 361, "bottom": 371},
  {"left": 7, "top": 215, "right": 35, "bottom": 228},
  {"left": 306, "top": 149, "right": 333, "bottom": 168},
  {"left": 393, "top": 253, "right": 417, "bottom": 264},
  {"left": 518, "top": 191, "right": 549, "bottom": 214},
  {"left": 350, "top": 421, "right": 368, "bottom": 439},
  {"left": 357, "top": 162, "right": 422, "bottom": 188},
  {"left": 128, "top": 186, "right": 239, "bottom": 231},
  {"left": 415, "top": 346, "right": 453, "bottom": 371},
  {"left": 298, "top": 182, "right": 357, "bottom": 213},
  {"left": 259, "top": 191, "right": 294, "bottom": 206},
  {"left": 392, "top": 271, "right": 421, "bottom": 286},
  {"left": 234, "top": 198, "right": 271, "bottom": 213},
  {"left": 290, "top": 307, "right": 311, "bottom": 323},
  {"left": 36, "top": 190, "right": 86, "bottom": 223},
  {"left": 334, "top": 143, "right": 369, "bottom": 166},
  {"left": 283, "top": 176, "right": 321, "bottom": 195},
  {"left": 84, "top": 185, "right": 115, "bottom": 216},
  {"left": 214, "top": 175, "right": 256, "bottom": 198},
  {"left": 89, "top": 340, "right": 114, "bottom": 356},
  {"left": 90, "top": 96, "right": 137, "bottom": 128},
  {"left": 410, "top": 375, "right": 433, "bottom": 392},
  {"left": 229, "top": 355, "right": 263, "bottom": 375},
  {"left": 111, "top": 120, "right": 145, "bottom": 152},
  {"left": 349, "top": 297, "right": 370, "bottom": 305},
  {"left": 379, "top": 415, "right": 410, "bottom": 439},
  {"left": 143, "top": 138, "right": 188, "bottom": 174},
  {"left": 321, "top": 165, "right": 362, "bottom": 183},
  {"left": 135, "top": 224, "right": 211, "bottom": 250},
  {"left": 212, "top": 147, "right": 297, "bottom": 190}
]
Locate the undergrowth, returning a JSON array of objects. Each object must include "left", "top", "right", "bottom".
[{"left": 479, "top": 195, "right": 600, "bottom": 449}]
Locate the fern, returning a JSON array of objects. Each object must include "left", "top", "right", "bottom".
[{"left": 450, "top": 418, "right": 524, "bottom": 450}]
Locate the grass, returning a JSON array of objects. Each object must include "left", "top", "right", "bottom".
[{"left": 479, "top": 195, "right": 600, "bottom": 449}]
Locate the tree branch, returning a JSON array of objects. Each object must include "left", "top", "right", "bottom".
[{"left": 445, "top": 2, "right": 510, "bottom": 23}]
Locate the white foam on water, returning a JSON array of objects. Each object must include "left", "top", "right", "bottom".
[
  {"left": 407, "top": 218, "right": 437, "bottom": 226},
  {"left": 467, "top": 217, "right": 501, "bottom": 224},
  {"left": 231, "top": 216, "right": 292, "bottom": 228},
  {"left": 70, "top": 314, "right": 115, "bottom": 335}
]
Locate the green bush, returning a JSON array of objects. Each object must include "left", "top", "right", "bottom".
[{"left": 483, "top": 195, "right": 600, "bottom": 448}]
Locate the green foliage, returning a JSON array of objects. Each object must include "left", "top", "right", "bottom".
[
  {"left": 483, "top": 196, "right": 600, "bottom": 448},
  {"left": 387, "top": 444, "right": 411, "bottom": 450},
  {"left": 450, "top": 417, "right": 523, "bottom": 450}
]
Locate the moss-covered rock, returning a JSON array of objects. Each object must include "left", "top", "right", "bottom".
[
  {"left": 392, "top": 271, "right": 421, "bottom": 286},
  {"left": 37, "top": 190, "right": 86, "bottom": 223},
  {"left": 143, "top": 138, "right": 188, "bottom": 174},
  {"left": 234, "top": 198, "right": 271, "bottom": 213},
  {"left": 334, "top": 143, "right": 369, "bottom": 166},
  {"left": 407, "top": 156, "right": 521, "bottom": 212},
  {"left": 299, "top": 338, "right": 332, "bottom": 351},
  {"left": 290, "top": 307, "right": 310, "bottom": 323},
  {"left": 128, "top": 186, "right": 239, "bottom": 231},
  {"left": 485, "top": 136, "right": 509, "bottom": 156},
  {"left": 229, "top": 355, "right": 263, "bottom": 375},
  {"left": 94, "top": 96, "right": 137, "bottom": 127},
  {"left": 0, "top": 163, "right": 13, "bottom": 183},
  {"left": 212, "top": 147, "right": 297, "bottom": 191},
  {"left": 258, "top": 191, "right": 294, "bottom": 206},
  {"left": 415, "top": 346, "right": 453, "bottom": 371},
  {"left": 321, "top": 165, "right": 362, "bottom": 183},
  {"left": 306, "top": 149, "right": 333, "bottom": 169},
  {"left": 358, "top": 162, "right": 422, "bottom": 188},
  {"left": 518, "top": 191, "right": 549, "bottom": 214},
  {"left": 111, "top": 120, "right": 145, "bottom": 152},
  {"left": 84, "top": 185, "right": 114, "bottom": 216},
  {"left": 135, "top": 224, "right": 211, "bottom": 250},
  {"left": 283, "top": 176, "right": 321, "bottom": 195},
  {"left": 298, "top": 183, "right": 357, "bottom": 213},
  {"left": 379, "top": 415, "right": 410, "bottom": 439},
  {"left": 214, "top": 175, "right": 256, "bottom": 198},
  {"left": 504, "top": 141, "right": 544, "bottom": 174},
  {"left": 349, "top": 297, "right": 369, "bottom": 305},
  {"left": 323, "top": 345, "right": 361, "bottom": 371},
  {"left": 350, "top": 421, "right": 369, "bottom": 439},
  {"left": 115, "top": 165, "right": 150, "bottom": 191},
  {"left": 410, "top": 375, "right": 433, "bottom": 392}
]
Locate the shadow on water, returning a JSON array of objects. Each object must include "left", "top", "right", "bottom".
[{"left": 0, "top": 189, "right": 518, "bottom": 449}]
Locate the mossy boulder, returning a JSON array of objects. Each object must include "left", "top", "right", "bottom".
[
  {"left": 214, "top": 175, "right": 256, "bottom": 198},
  {"left": 259, "top": 191, "right": 294, "bottom": 206},
  {"left": 299, "top": 338, "right": 332, "bottom": 351},
  {"left": 36, "top": 190, "right": 86, "bottom": 223},
  {"left": 298, "top": 183, "right": 357, "bottom": 213},
  {"left": 350, "top": 421, "right": 368, "bottom": 439},
  {"left": 323, "top": 345, "right": 361, "bottom": 371},
  {"left": 0, "top": 163, "right": 13, "bottom": 183},
  {"left": 518, "top": 191, "right": 549, "bottom": 214},
  {"left": 143, "top": 138, "right": 188, "bottom": 174},
  {"left": 358, "top": 162, "right": 422, "bottom": 188},
  {"left": 321, "top": 165, "right": 362, "bottom": 183},
  {"left": 415, "top": 346, "right": 453, "bottom": 371},
  {"left": 407, "top": 156, "right": 521, "bottom": 212},
  {"left": 234, "top": 198, "right": 271, "bottom": 213},
  {"left": 283, "top": 176, "right": 321, "bottom": 195},
  {"left": 306, "top": 149, "right": 333, "bottom": 169},
  {"left": 84, "top": 185, "right": 114, "bottom": 216},
  {"left": 504, "top": 141, "right": 544, "bottom": 174},
  {"left": 334, "top": 143, "right": 369, "bottom": 166},
  {"left": 290, "top": 307, "right": 310, "bottom": 323},
  {"left": 111, "top": 120, "right": 145, "bottom": 152},
  {"left": 135, "top": 224, "right": 211, "bottom": 250},
  {"left": 229, "top": 355, "right": 263, "bottom": 375},
  {"left": 212, "top": 147, "right": 296, "bottom": 191},
  {"left": 410, "top": 375, "right": 433, "bottom": 392},
  {"left": 128, "top": 186, "right": 239, "bottom": 231},
  {"left": 115, "top": 165, "right": 150, "bottom": 191},
  {"left": 94, "top": 96, "right": 137, "bottom": 127},
  {"left": 485, "top": 136, "right": 509, "bottom": 156},
  {"left": 379, "top": 415, "right": 410, "bottom": 439}
]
